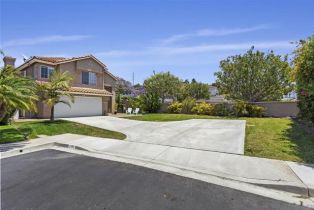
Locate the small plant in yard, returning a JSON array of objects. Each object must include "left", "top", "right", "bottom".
[
  {"left": 168, "top": 101, "right": 182, "bottom": 113},
  {"left": 181, "top": 97, "right": 196, "bottom": 114},
  {"left": 212, "top": 103, "right": 233, "bottom": 116},
  {"left": 233, "top": 101, "right": 265, "bottom": 117},
  {"left": 11, "top": 124, "right": 31, "bottom": 140},
  {"left": 245, "top": 104, "right": 265, "bottom": 117},
  {"left": 192, "top": 102, "right": 214, "bottom": 115}
]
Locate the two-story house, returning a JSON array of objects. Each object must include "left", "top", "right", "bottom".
[{"left": 3, "top": 55, "right": 117, "bottom": 118}]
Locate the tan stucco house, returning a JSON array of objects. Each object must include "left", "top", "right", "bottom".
[{"left": 3, "top": 55, "right": 117, "bottom": 118}]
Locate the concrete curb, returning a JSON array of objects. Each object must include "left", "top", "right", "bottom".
[
  {"left": 287, "top": 161, "right": 314, "bottom": 197},
  {"left": 1, "top": 141, "right": 313, "bottom": 199},
  {"left": 2, "top": 144, "right": 314, "bottom": 209}
]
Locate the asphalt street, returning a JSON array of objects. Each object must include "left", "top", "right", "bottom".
[{"left": 1, "top": 150, "right": 310, "bottom": 210}]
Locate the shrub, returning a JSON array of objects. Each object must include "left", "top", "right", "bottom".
[
  {"left": 246, "top": 104, "right": 265, "bottom": 117},
  {"left": 181, "top": 97, "right": 196, "bottom": 114},
  {"left": 294, "top": 35, "right": 314, "bottom": 123},
  {"left": 168, "top": 101, "right": 182, "bottom": 113},
  {"left": 128, "top": 97, "right": 141, "bottom": 109},
  {"left": 212, "top": 103, "right": 233, "bottom": 116},
  {"left": 233, "top": 101, "right": 265, "bottom": 117},
  {"left": 192, "top": 102, "right": 214, "bottom": 115},
  {"left": 139, "top": 93, "right": 161, "bottom": 113},
  {"left": 233, "top": 101, "right": 248, "bottom": 117}
]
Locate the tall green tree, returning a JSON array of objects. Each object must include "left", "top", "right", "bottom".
[
  {"left": 144, "top": 72, "right": 182, "bottom": 103},
  {"left": 38, "top": 70, "right": 74, "bottom": 121},
  {"left": 139, "top": 92, "right": 161, "bottom": 113},
  {"left": 0, "top": 66, "right": 38, "bottom": 124},
  {"left": 185, "top": 79, "right": 210, "bottom": 100},
  {"left": 293, "top": 35, "right": 314, "bottom": 123},
  {"left": 215, "top": 47, "right": 292, "bottom": 102}
]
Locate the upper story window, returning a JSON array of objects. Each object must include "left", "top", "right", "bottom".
[
  {"left": 41, "top": 66, "right": 54, "bottom": 78},
  {"left": 82, "top": 71, "right": 96, "bottom": 85}
]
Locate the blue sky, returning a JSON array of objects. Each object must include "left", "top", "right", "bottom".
[{"left": 1, "top": 0, "right": 313, "bottom": 84}]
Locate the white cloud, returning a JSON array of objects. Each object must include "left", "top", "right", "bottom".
[
  {"left": 3, "top": 35, "right": 92, "bottom": 47},
  {"left": 96, "top": 50, "right": 139, "bottom": 57},
  {"left": 160, "top": 24, "right": 269, "bottom": 45},
  {"left": 96, "top": 40, "right": 294, "bottom": 57},
  {"left": 155, "top": 41, "right": 293, "bottom": 55}
]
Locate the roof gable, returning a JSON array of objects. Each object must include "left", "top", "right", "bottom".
[{"left": 17, "top": 54, "right": 117, "bottom": 81}]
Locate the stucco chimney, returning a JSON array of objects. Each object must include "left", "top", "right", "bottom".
[{"left": 3, "top": 56, "right": 16, "bottom": 68}]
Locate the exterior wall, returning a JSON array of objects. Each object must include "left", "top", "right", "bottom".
[
  {"left": 37, "top": 101, "right": 51, "bottom": 118},
  {"left": 22, "top": 58, "right": 106, "bottom": 90},
  {"left": 252, "top": 101, "right": 299, "bottom": 117},
  {"left": 22, "top": 64, "right": 36, "bottom": 78},
  {"left": 159, "top": 101, "right": 299, "bottom": 117},
  {"left": 102, "top": 96, "right": 112, "bottom": 114},
  {"left": 209, "top": 85, "right": 219, "bottom": 96},
  {"left": 59, "top": 59, "right": 104, "bottom": 90},
  {"left": 104, "top": 72, "right": 116, "bottom": 112},
  {"left": 159, "top": 102, "right": 171, "bottom": 113}
]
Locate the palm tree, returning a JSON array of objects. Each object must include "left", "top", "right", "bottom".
[
  {"left": 38, "top": 70, "right": 74, "bottom": 121},
  {"left": 0, "top": 65, "right": 38, "bottom": 124}
]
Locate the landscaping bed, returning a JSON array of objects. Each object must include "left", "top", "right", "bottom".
[
  {"left": 126, "top": 114, "right": 314, "bottom": 163},
  {"left": 0, "top": 120, "right": 126, "bottom": 144}
]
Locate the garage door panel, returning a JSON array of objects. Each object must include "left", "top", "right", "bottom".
[{"left": 55, "top": 96, "right": 102, "bottom": 118}]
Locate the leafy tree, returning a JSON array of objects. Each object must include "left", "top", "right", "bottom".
[
  {"left": 293, "top": 35, "right": 314, "bottom": 123},
  {"left": 38, "top": 70, "right": 74, "bottom": 121},
  {"left": 144, "top": 72, "right": 182, "bottom": 103},
  {"left": 215, "top": 47, "right": 292, "bottom": 102},
  {"left": 185, "top": 79, "right": 210, "bottom": 100},
  {"left": 139, "top": 92, "right": 160, "bottom": 113},
  {"left": 0, "top": 66, "right": 38, "bottom": 124}
]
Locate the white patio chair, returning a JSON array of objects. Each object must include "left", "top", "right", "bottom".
[
  {"left": 133, "top": 108, "right": 140, "bottom": 115},
  {"left": 126, "top": 107, "right": 132, "bottom": 114}
]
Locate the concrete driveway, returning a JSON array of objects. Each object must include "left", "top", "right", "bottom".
[{"left": 64, "top": 116, "right": 246, "bottom": 155}]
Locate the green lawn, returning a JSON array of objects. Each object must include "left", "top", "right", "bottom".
[
  {"left": 126, "top": 114, "right": 314, "bottom": 163},
  {"left": 0, "top": 120, "right": 126, "bottom": 144}
]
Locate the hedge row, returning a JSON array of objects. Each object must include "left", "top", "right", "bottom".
[{"left": 168, "top": 99, "right": 265, "bottom": 117}]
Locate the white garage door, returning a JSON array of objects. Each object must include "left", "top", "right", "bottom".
[{"left": 55, "top": 96, "right": 102, "bottom": 118}]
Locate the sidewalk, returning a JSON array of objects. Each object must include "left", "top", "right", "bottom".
[{"left": 1, "top": 134, "right": 313, "bottom": 197}]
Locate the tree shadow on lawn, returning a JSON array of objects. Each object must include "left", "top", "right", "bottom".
[
  {"left": 0, "top": 127, "right": 33, "bottom": 151},
  {"left": 282, "top": 119, "right": 314, "bottom": 163}
]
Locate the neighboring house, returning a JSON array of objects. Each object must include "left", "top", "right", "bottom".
[
  {"left": 3, "top": 55, "right": 117, "bottom": 118},
  {"left": 209, "top": 85, "right": 219, "bottom": 96},
  {"left": 207, "top": 84, "right": 228, "bottom": 103},
  {"left": 282, "top": 90, "right": 297, "bottom": 101}
]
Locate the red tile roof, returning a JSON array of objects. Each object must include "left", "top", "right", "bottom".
[
  {"left": 32, "top": 56, "right": 67, "bottom": 63},
  {"left": 68, "top": 86, "right": 113, "bottom": 96},
  {"left": 32, "top": 55, "right": 97, "bottom": 64},
  {"left": 36, "top": 81, "right": 112, "bottom": 96},
  {"left": 18, "top": 55, "right": 117, "bottom": 81}
]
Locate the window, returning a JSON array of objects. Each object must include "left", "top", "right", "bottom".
[
  {"left": 41, "top": 66, "right": 54, "bottom": 78},
  {"left": 82, "top": 71, "right": 96, "bottom": 85}
]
